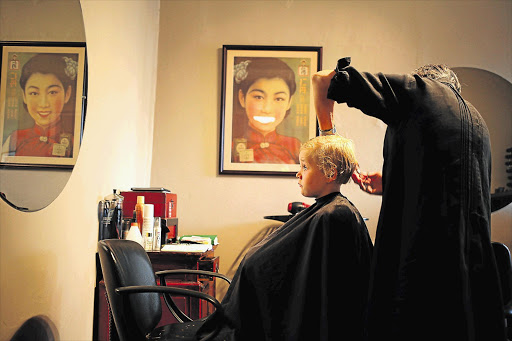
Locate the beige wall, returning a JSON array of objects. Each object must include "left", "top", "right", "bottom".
[
  {"left": 0, "top": 0, "right": 510, "bottom": 340},
  {"left": 0, "top": 0, "right": 159, "bottom": 339},
  {"left": 152, "top": 0, "right": 512, "bottom": 293}
]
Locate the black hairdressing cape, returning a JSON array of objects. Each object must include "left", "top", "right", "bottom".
[
  {"left": 206, "top": 192, "right": 373, "bottom": 341},
  {"left": 327, "top": 58, "right": 506, "bottom": 341}
]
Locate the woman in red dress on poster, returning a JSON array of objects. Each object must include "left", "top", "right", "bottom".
[
  {"left": 231, "top": 57, "right": 302, "bottom": 164},
  {"left": 1, "top": 53, "right": 78, "bottom": 159}
]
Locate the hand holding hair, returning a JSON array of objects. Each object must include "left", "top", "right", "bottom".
[{"left": 352, "top": 167, "right": 383, "bottom": 195}]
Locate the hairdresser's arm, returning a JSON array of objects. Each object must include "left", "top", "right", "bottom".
[
  {"left": 312, "top": 69, "right": 336, "bottom": 131},
  {"left": 352, "top": 169, "right": 383, "bottom": 195}
]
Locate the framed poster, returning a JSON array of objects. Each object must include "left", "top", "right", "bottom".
[
  {"left": 0, "top": 42, "right": 86, "bottom": 168},
  {"left": 219, "top": 45, "right": 322, "bottom": 175}
]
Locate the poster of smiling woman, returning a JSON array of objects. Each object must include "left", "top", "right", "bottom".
[
  {"left": 0, "top": 43, "right": 86, "bottom": 167},
  {"left": 220, "top": 45, "right": 322, "bottom": 175}
]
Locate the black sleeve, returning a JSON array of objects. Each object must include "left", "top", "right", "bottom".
[{"left": 326, "top": 57, "right": 421, "bottom": 125}]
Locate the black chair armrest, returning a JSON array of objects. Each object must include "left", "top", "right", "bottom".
[
  {"left": 115, "top": 285, "right": 225, "bottom": 341},
  {"left": 115, "top": 285, "right": 221, "bottom": 309},
  {"left": 155, "top": 269, "right": 232, "bottom": 285},
  {"left": 154, "top": 270, "right": 230, "bottom": 323},
  {"left": 115, "top": 285, "right": 224, "bottom": 320}
]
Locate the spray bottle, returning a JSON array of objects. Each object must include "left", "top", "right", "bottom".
[
  {"left": 153, "top": 217, "right": 161, "bottom": 252},
  {"left": 126, "top": 210, "right": 143, "bottom": 246},
  {"left": 142, "top": 204, "right": 154, "bottom": 251}
]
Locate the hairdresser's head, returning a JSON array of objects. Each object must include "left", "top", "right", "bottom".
[
  {"left": 300, "top": 135, "right": 358, "bottom": 185},
  {"left": 235, "top": 57, "right": 297, "bottom": 135},
  {"left": 19, "top": 54, "right": 77, "bottom": 129},
  {"left": 414, "top": 64, "right": 461, "bottom": 93}
]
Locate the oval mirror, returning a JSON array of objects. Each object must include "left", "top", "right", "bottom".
[
  {"left": 0, "top": 0, "right": 86, "bottom": 211},
  {"left": 452, "top": 67, "right": 512, "bottom": 211}
]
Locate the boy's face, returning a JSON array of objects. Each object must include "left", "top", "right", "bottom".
[{"left": 296, "top": 150, "right": 332, "bottom": 198}]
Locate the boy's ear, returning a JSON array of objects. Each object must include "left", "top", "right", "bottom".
[{"left": 326, "top": 168, "right": 338, "bottom": 183}]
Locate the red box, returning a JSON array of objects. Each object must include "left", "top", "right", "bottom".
[{"left": 121, "top": 190, "right": 177, "bottom": 218}]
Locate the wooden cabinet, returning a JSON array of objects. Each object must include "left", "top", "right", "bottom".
[{"left": 93, "top": 249, "right": 219, "bottom": 341}]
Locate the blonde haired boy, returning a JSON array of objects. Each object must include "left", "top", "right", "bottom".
[
  {"left": 297, "top": 134, "right": 357, "bottom": 198},
  {"left": 204, "top": 135, "right": 373, "bottom": 341}
]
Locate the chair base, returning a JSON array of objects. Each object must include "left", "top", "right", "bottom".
[{"left": 148, "top": 321, "right": 204, "bottom": 341}]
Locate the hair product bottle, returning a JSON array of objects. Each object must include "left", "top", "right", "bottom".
[
  {"left": 126, "top": 210, "right": 143, "bottom": 246},
  {"left": 142, "top": 204, "right": 154, "bottom": 251},
  {"left": 121, "top": 218, "right": 132, "bottom": 239},
  {"left": 153, "top": 217, "right": 161, "bottom": 252},
  {"left": 135, "top": 196, "right": 145, "bottom": 234}
]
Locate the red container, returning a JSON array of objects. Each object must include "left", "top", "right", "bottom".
[{"left": 121, "top": 190, "right": 177, "bottom": 218}]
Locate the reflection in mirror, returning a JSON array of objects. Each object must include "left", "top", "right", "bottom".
[
  {"left": 452, "top": 67, "right": 512, "bottom": 211},
  {"left": 0, "top": 0, "right": 86, "bottom": 211}
]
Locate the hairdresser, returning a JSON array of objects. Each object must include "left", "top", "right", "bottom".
[{"left": 312, "top": 57, "right": 506, "bottom": 341}]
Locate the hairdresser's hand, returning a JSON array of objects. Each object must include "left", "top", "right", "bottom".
[
  {"left": 352, "top": 167, "right": 383, "bottom": 195},
  {"left": 312, "top": 70, "right": 336, "bottom": 131}
]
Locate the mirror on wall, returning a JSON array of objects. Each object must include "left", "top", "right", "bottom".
[
  {"left": 452, "top": 67, "right": 512, "bottom": 211},
  {"left": 0, "top": 0, "right": 86, "bottom": 211}
]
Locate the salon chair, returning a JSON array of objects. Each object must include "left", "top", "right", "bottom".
[
  {"left": 98, "top": 239, "right": 231, "bottom": 341},
  {"left": 492, "top": 241, "right": 512, "bottom": 340}
]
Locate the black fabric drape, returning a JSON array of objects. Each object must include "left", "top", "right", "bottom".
[{"left": 206, "top": 192, "right": 373, "bottom": 341}]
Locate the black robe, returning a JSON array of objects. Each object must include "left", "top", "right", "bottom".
[
  {"left": 208, "top": 192, "right": 373, "bottom": 341},
  {"left": 327, "top": 57, "right": 506, "bottom": 341}
]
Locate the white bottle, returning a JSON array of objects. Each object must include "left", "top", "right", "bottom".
[
  {"left": 153, "top": 217, "right": 161, "bottom": 252},
  {"left": 142, "top": 204, "right": 154, "bottom": 251},
  {"left": 126, "top": 220, "right": 143, "bottom": 246}
]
